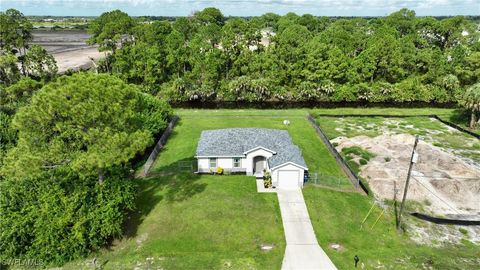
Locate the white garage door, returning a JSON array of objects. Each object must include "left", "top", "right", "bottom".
[{"left": 277, "top": 170, "right": 300, "bottom": 189}]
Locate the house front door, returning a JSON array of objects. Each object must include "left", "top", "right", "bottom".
[{"left": 253, "top": 156, "right": 266, "bottom": 174}]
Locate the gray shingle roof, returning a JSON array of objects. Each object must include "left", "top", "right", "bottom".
[{"left": 195, "top": 128, "right": 307, "bottom": 169}]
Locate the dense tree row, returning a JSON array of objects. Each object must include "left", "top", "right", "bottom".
[{"left": 89, "top": 8, "right": 479, "bottom": 107}]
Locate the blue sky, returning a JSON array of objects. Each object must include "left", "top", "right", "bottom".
[{"left": 1, "top": 0, "right": 479, "bottom": 16}]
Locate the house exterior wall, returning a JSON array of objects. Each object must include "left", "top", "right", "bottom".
[
  {"left": 217, "top": 158, "right": 232, "bottom": 169},
  {"left": 271, "top": 163, "right": 305, "bottom": 188},
  {"left": 197, "top": 157, "right": 247, "bottom": 173},
  {"left": 245, "top": 149, "right": 274, "bottom": 175},
  {"left": 197, "top": 158, "right": 211, "bottom": 173}
]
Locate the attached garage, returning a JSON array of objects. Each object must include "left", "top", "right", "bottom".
[
  {"left": 271, "top": 162, "right": 307, "bottom": 189},
  {"left": 277, "top": 170, "right": 300, "bottom": 189}
]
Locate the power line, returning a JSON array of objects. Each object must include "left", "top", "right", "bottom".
[{"left": 411, "top": 176, "right": 462, "bottom": 214}]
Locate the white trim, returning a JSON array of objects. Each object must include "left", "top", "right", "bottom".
[
  {"left": 243, "top": 146, "right": 277, "bottom": 155},
  {"left": 270, "top": 161, "right": 308, "bottom": 171}
]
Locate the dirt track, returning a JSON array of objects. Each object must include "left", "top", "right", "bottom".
[{"left": 53, "top": 47, "right": 104, "bottom": 73}]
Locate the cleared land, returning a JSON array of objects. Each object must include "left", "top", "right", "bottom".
[
  {"left": 315, "top": 113, "right": 480, "bottom": 245},
  {"left": 62, "top": 109, "right": 479, "bottom": 270},
  {"left": 32, "top": 30, "right": 104, "bottom": 73}
]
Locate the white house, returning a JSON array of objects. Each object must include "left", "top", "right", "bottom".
[{"left": 195, "top": 128, "right": 308, "bottom": 189}]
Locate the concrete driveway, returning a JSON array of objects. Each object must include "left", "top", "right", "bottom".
[{"left": 277, "top": 189, "right": 337, "bottom": 270}]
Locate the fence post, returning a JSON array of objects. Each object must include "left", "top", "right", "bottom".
[{"left": 306, "top": 114, "right": 367, "bottom": 194}]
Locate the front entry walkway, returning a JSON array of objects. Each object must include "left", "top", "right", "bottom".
[{"left": 277, "top": 189, "right": 337, "bottom": 270}]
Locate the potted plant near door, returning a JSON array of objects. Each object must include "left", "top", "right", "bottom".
[{"left": 263, "top": 169, "right": 272, "bottom": 188}]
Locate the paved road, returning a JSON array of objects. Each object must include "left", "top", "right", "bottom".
[{"left": 277, "top": 189, "right": 337, "bottom": 270}]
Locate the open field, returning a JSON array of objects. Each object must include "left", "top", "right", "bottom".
[
  {"left": 32, "top": 30, "right": 104, "bottom": 73},
  {"left": 61, "top": 109, "right": 479, "bottom": 269}
]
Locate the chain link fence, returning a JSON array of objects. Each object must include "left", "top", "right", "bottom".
[{"left": 306, "top": 172, "right": 357, "bottom": 191}]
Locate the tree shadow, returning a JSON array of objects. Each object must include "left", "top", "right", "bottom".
[
  {"left": 447, "top": 109, "right": 469, "bottom": 126},
  {"left": 123, "top": 158, "right": 205, "bottom": 238}
]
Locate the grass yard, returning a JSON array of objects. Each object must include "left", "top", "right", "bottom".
[
  {"left": 62, "top": 108, "right": 479, "bottom": 270},
  {"left": 303, "top": 187, "right": 480, "bottom": 270},
  {"left": 62, "top": 174, "right": 284, "bottom": 269},
  {"left": 151, "top": 109, "right": 345, "bottom": 177},
  {"left": 63, "top": 109, "right": 346, "bottom": 269}
]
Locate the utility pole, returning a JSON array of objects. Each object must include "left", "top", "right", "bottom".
[{"left": 397, "top": 135, "right": 419, "bottom": 231}]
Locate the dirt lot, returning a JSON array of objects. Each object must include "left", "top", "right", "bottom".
[
  {"left": 32, "top": 30, "right": 104, "bottom": 73},
  {"left": 320, "top": 116, "right": 480, "bottom": 245},
  {"left": 332, "top": 133, "right": 480, "bottom": 217}
]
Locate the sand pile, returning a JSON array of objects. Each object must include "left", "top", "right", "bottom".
[{"left": 332, "top": 134, "right": 480, "bottom": 217}]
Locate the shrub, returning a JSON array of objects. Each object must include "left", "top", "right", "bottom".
[
  {"left": 216, "top": 167, "right": 224, "bottom": 175},
  {"left": 0, "top": 169, "right": 136, "bottom": 265},
  {"left": 222, "top": 76, "right": 273, "bottom": 102},
  {"left": 459, "top": 228, "right": 468, "bottom": 236},
  {"left": 263, "top": 170, "right": 272, "bottom": 188}
]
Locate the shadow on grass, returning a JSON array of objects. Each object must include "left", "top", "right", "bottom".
[
  {"left": 124, "top": 160, "right": 206, "bottom": 238},
  {"left": 447, "top": 109, "right": 469, "bottom": 126}
]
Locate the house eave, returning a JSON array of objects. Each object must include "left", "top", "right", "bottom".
[
  {"left": 270, "top": 161, "right": 308, "bottom": 171},
  {"left": 195, "top": 155, "right": 246, "bottom": 158},
  {"left": 243, "top": 146, "right": 277, "bottom": 155}
]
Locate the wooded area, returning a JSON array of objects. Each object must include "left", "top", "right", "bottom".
[{"left": 87, "top": 8, "right": 480, "bottom": 106}]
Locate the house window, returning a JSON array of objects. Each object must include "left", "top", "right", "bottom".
[
  {"left": 209, "top": 158, "right": 217, "bottom": 168},
  {"left": 233, "top": 158, "right": 241, "bottom": 168}
]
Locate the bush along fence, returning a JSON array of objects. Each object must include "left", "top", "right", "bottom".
[
  {"left": 142, "top": 115, "right": 179, "bottom": 175},
  {"left": 306, "top": 114, "right": 369, "bottom": 195}
]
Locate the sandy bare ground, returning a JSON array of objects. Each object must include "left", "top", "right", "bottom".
[
  {"left": 32, "top": 30, "right": 105, "bottom": 73},
  {"left": 53, "top": 47, "right": 105, "bottom": 73},
  {"left": 332, "top": 134, "right": 480, "bottom": 217},
  {"left": 332, "top": 133, "right": 480, "bottom": 245}
]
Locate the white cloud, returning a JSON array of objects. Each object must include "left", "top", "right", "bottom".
[{"left": 1, "top": 0, "right": 478, "bottom": 16}]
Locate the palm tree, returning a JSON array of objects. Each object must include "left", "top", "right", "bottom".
[{"left": 462, "top": 83, "right": 480, "bottom": 129}]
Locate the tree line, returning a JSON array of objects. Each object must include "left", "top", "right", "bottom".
[
  {"left": 88, "top": 8, "right": 478, "bottom": 106},
  {"left": 0, "top": 9, "right": 172, "bottom": 265}
]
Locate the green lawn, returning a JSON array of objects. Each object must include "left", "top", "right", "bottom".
[
  {"left": 62, "top": 108, "right": 479, "bottom": 270},
  {"left": 63, "top": 109, "right": 346, "bottom": 269},
  {"left": 304, "top": 187, "right": 480, "bottom": 270},
  {"left": 62, "top": 174, "right": 284, "bottom": 269},
  {"left": 151, "top": 109, "right": 345, "bottom": 177}
]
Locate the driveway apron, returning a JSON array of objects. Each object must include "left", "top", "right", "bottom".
[{"left": 277, "top": 189, "right": 337, "bottom": 270}]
